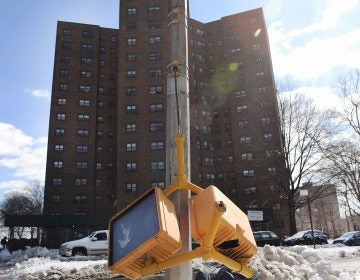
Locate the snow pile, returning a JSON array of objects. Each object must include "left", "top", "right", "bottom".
[{"left": 0, "top": 245, "right": 359, "bottom": 279}]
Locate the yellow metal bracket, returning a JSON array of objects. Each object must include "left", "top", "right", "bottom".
[{"left": 140, "top": 200, "right": 254, "bottom": 278}]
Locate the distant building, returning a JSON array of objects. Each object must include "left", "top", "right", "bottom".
[
  {"left": 296, "top": 184, "right": 341, "bottom": 238},
  {"left": 43, "top": 1, "right": 289, "bottom": 247}
]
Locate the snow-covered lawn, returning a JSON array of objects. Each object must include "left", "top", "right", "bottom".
[{"left": 0, "top": 244, "right": 359, "bottom": 279}]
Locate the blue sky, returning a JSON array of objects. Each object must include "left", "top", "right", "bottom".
[{"left": 0, "top": 0, "right": 359, "bottom": 201}]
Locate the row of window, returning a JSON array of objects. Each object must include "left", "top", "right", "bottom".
[
  {"left": 59, "top": 84, "right": 117, "bottom": 93},
  {"left": 126, "top": 52, "right": 162, "bottom": 62},
  {"left": 52, "top": 177, "right": 114, "bottom": 187},
  {"left": 61, "top": 42, "right": 117, "bottom": 54},
  {"left": 126, "top": 6, "right": 161, "bottom": 16},
  {"left": 53, "top": 161, "right": 114, "bottom": 170},
  {"left": 57, "top": 99, "right": 115, "bottom": 109},
  {"left": 62, "top": 28, "right": 117, "bottom": 43},
  {"left": 60, "top": 56, "right": 117, "bottom": 68},
  {"left": 55, "top": 128, "right": 115, "bottom": 138}
]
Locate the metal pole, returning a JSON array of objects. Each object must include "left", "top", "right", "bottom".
[
  {"left": 166, "top": 0, "right": 191, "bottom": 279},
  {"left": 307, "top": 196, "right": 316, "bottom": 249}
]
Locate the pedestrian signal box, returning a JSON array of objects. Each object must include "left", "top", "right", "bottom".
[
  {"left": 189, "top": 185, "right": 257, "bottom": 276},
  {"left": 108, "top": 187, "right": 181, "bottom": 279}
]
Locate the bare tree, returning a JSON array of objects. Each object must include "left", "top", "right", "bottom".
[
  {"left": 324, "top": 141, "right": 360, "bottom": 217},
  {"left": 277, "top": 84, "right": 337, "bottom": 234},
  {"left": 337, "top": 69, "right": 360, "bottom": 137},
  {"left": 0, "top": 181, "right": 44, "bottom": 239}
]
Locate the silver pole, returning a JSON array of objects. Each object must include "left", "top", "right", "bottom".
[{"left": 166, "top": 0, "right": 191, "bottom": 278}]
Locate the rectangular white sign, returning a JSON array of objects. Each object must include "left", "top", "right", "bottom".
[{"left": 247, "top": 210, "right": 263, "bottom": 221}]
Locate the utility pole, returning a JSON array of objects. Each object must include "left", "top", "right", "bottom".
[{"left": 166, "top": 0, "right": 192, "bottom": 279}]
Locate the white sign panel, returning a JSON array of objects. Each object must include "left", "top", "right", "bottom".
[
  {"left": 299, "top": 189, "right": 309, "bottom": 196},
  {"left": 247, "top": 210, "right": 263, "bottom": 221}
]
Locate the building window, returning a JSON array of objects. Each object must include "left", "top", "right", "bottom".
[
  {"left": 74, "top": 195, "right": 87, "bottom": 203},
  {"left": 235, "top": 90, "right": 246, "bottom": 98},
  {"left": 126, "top": 104, "right": 137, "bottom": 113},
  {"left": 149, "top": 103, "right": 163, "bottom": 112},
  {"left": 148, "top": 20, "right": 161, "bottom": 29},
  {"left": 148, "top": 52, "right": 161, "bottom": 61},
  {"left": 126, "top": 143, "right": 137, "bottom": 152},
  {"left": 59, "top": 83, "right": 68, "bottom": 91},
  {"left": 227, "top": 156, "right": 234, "bottom": 163},
  {"left": 126, "top": 87, "right": 137, "bottom": 95},
  {"left": 245, "top": 186, "right": 257, "bottom": 195},
  {"left": 253, "top": 43, "right": 261, "bottom": 50},
  {"left": 264, "top": 133, "right": 273, "bottom": 141},
  {"left": 54, "top": 144, "right": 64, "bottom": 152},
  {"left": 61, "top": 42, "right": 71, "bottom": 49},
  {"left": 96, "top": 146, "right": 103, "bottom": 154},
  {"left": 80, "top": 57, "right": 92, "bottom": 64},
  {"left": 56, "top": 113, "right": 66, "bottom": 121},
  {"left": 96, "top": 179, "right": 102, "bottom": 187},
  {"left": 127, "top": 7, "right": 137, "bottom": 15},
  {"left": 148, "top": 36, "right": 161, "bottom": 44},
  {"left": 53, "top": 161, "right": 63, "bottom": 169},
  {"left": 240, "top": 136, "right": 251, "bottom": 144},
  {"left": 256, "top": 71, "right": 265, "bottom": 79},
  {"left": 96, "top": 131, "right": 103, "bottom": 137},
  {"left": 150, "top": 141, "right": 164, "bottom": 151},
  {"left": 126, "top": 182, "right": 137, "bottom": 193},
  {"left": 77, "top": 129, "right": 89, "bottom": 137},
  {"left": 80, "top": 70, "right": 92, "bottom": 78},
  {"left": 273, "top": 203, "right": 281, "bottom": 211},
  {"left": 82, "top": 31, "right": 93, "bottom": 38},
  {"left": 55, "top": 128, "right": 65, "bottom": 136},
  {"left": 81, "top": 44, "right": 93, "bottom": 51},
  {"left": 206, "top": 173, "right": 216, "bottom": 183},
  {"left": 127, "top": 70, "right": 137, "bottom": 78},
  {"left": 238, "top": 121, "right": 249, "bottom": 128},
  {"left": 262, "top": 117, "right": 271, "bottom": 125},
  {"left": 149, "top": 85, "right": 163, "bottom": 95},
  {"left": 148, "top": 5, "right": 160, "bottom": 14},
  {"left": 79, "top": 99, "right": 90, "bottom": 107},
  {"left": 126, "top": 162, "right": 137, "bottom": 172},
  {"left": 150, "top": 122, "right": 164, "bottom": 132},
  {"left": 76, "top": 145, "right": 89, "bottom": 153},
  {"left": 149, "top": 69, "right": 162, "bottom": 77},
  {"left": 127, "top": 22, "right": 137, "bottom": 30},
  {"left": 258, "top": 86, "right": 267, "bottom": 94},
  {"left": 61, "top": 55, "right": 70, "bottom": 63},
  {"left": 150, "top": 161, "right": 165, "bottom": 171},
  {"left": 59, "top": 69, "right": 69, "bottom": 77},
  {"left": 243, "top": 169, "right": 255, "bottom": 177},
  {"left": 151, "top": 181, "right": 165, "bottom": 189},
  {"left": 127, "top": 38, "right": 137, "bottom": 45},
  {"left": 96, "top": 163, "right": 102, "bottom": 170},
  {"left": 260, "top": 101, "right": 269, "bottom": 108},
  {"left": 76, "top": 161, "right": 88, "bottom": 169},
  {"left": 270, "top": 184, "right": 280, "bottom": 192},
  {"left": 268, "top": 167, "right": 277, "bottom": 175},
  {"left": 236, "top": 105, "right": 248, "bottom": 112},
  {"left": 57, "top": 98, "right": 67, "bottom": 106},
  {"left": 127, "top": 53, "right": 136, "bottom": 62},
  {"left": 99, "top": 60, "right": 105, "bottom": 67},
  {"left": 126, "top": 123, "right": 136, "bottom": 132},
  {"left": 52, "top": 178, "right": 62, "bottom": 186},
  {"left": 241, "top": 153, "right": 253, "bottom": 160},
  {"left": 51, "top": 195, "right": 61, "bottom": 203},
  {"left": 79, "top": 85, "right": 91, "bottom": 93},
  {"left": 63, "top": 28, "right": 71, "bottom": 35},
  {"left": 78, "top": 114, "right": 90, "bottom": 121},
  {"left": 75, "top": 178, "right": 88, "bottom": 186}
]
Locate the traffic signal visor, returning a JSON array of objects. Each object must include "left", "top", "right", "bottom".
[
  {"left": 189, "top": 185, "right": 257, "bottom": 276},
  {"left": 108, "top": 187, "right": 181, "bottom": 279}
]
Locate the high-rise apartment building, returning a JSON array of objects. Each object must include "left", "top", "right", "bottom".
[{"left": 44, "top": 1, "right": 289, "bottom": 246}]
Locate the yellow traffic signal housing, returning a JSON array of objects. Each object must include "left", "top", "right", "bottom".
[
  {"left": 108, "top": 187, "right": 181, "bottom": 279},
  {"left": 189, "top": 185, "right": 257, "bottom": 276}
]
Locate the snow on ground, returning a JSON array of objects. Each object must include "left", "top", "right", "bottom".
[{"left": 0, "top": 244, "right": 359, "bottom": 279}]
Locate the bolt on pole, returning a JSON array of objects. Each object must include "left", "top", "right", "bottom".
[{"left": 166, "top": 0, "right": 191, "bottom": 279}]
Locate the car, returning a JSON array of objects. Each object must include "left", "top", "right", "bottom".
[
  {"left": 59, "top": 230, "right": 108, "bottom": 257},
  {"left": 283, "top": 230, "right": 328, "bottom": 246},
  {"left": 333, "top": 231, "right": 360, "bottom": 246},
  {"left": 253, "top": 231, "right": 282, "bottom": 246}
]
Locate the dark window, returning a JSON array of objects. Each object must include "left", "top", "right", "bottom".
[
  {"left": 82, "top": 31, "right": 93, "bottom": 38},
  {"left": 61, "top": 42, "right": 71, "bottom": 49},
  {"left": 150, "top": 122, "right": 164, "bottom": 132},
  {"left": 127, "top": 22, "right": 137, "bottom": 30},
  {"left": 148, "top": 20, "right": 161, "bottom": 29},
  {"left": 81, "top": 44, "right": 93, "bottom": 51},
  {"left": 126, "top": 87, "right": 137, "bottom": 95}
]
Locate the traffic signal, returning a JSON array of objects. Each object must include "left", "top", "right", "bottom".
[
  {"left": 108, "top": 187, "right": 181, "bottom": 279},
  {"left": 189, "top": 185, "right": 257, "bottom": 278}
]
